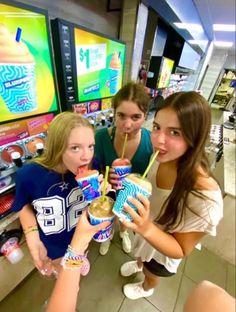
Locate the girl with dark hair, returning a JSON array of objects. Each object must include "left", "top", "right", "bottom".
[
  {"left": 95, "top": 82, "right": 153, "bottom": 255},
  {"left": 119, "top": 91, "right": 223, "bottom": 300}
]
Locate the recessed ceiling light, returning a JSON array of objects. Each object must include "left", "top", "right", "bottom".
[
  {"left": 174, "top": 23, "right": 203, "bottom": 32},
  {"left": 213, "top": 24, "right": 236, "bottom": 32},
  {"left": 188, "top": 40, "right": 208, "bottom": 45},
  {"left": 214, "top": 41, "right": 233, "bottom": 47}
]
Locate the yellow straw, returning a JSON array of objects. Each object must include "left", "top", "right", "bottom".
[
  {"left": 142, "top": 150, "right": 160, "bottom": 178},
  {"left": 121, "top": 133, "right": 128, "bottom": 159},
  {"left": 102, "top": 165, "right": 109, "bottom": 201}
]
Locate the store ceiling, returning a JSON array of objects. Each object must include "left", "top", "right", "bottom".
[
  {"left": 193, "top": 0, "right": 236, "bottom": 52},
  {"left": 147, "top": 0, "right": 235, "bottom": 54}
]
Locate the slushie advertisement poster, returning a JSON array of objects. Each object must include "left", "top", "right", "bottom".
[
  {"left": 74, "top": 27, "right": 125, "bottom": 101},
  {"left": 0, "top": 1, "right": 58, "bottom": 123},
  {"left": 157, "top": 57, "right": 174, "bottom": 89}
]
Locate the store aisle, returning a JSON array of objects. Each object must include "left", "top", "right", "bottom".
[{"left": 0, "top": 228, "right": 235, "bottom": 312}]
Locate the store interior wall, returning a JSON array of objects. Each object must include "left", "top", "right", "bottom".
[
  {"left": 151, "top": 24, "right": 167, "bottom": 57},
  {"left": 224, "top": 53, "right": 236, "bottom": 71},
  {"left": 199, "top": 48, "right": 228, "bottom": 101},
  {"left": 22, "top": 0, "right": 121, "bottom": 38},
  {"left": 141, "top": 8, "right": 158, "bottom": 64}
]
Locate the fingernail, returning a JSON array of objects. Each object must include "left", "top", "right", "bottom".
[{"left": 127, "top": 196, "right": 132, "bottom": 200}]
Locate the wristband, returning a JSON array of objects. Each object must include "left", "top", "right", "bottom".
[{"left": 60, "top": 246, "right": 90, "bottom": 276}]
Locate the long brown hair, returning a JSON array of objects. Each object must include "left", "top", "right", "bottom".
[
  {"left": 155, "top": 91, "right": 214, "bottom": 230},
  {"left": 113, "top": 82, "right": 150, "bottom": 114},
  {"left": 33, "top": 112, "right": 94, "bottom": 171}
]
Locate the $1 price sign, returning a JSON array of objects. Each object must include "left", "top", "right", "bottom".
[{"left": 76, "top": 44, "right": 107, "bottom": 75}]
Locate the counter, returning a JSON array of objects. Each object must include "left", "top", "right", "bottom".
[{"left": 0, "top": 216, "right": 35, "bottom": 301}]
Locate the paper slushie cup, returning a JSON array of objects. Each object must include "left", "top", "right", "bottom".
[
  {"left": 75, "top": 168, "right": 100, "bottom": 202},
  {"left": 112, "top": 173, "right": 152, "bottom": 221},
  {"left": 112, "top": 158, "right": 132, "bottom": 181},
  {"left": 109, "top": 51, "right": 121, "bottom": 94},
  {"left": 88, "top": 196, "right": 115, "bottom": 242},
  {"left": 0, "top": 24, "right": 37, "bottom": 114}
]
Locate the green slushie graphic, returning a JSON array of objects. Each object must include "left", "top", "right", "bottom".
[{"left": 0, "top": 24, "right": 37, "bottom": 114}]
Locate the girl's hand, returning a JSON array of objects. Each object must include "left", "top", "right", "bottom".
[
  {"left": 98, "top": 174, "right": 112, "bottom": 194},
  {"left": 119, "top": 193, "right": 152, "bottom": 236},
  {"left": 108, "top": 168, "right": 122, "bottom": 190},
  {"left": 25, "top": 232, "right": 52, "bottom": 276},
  {"left": 71, "top": 211, "right": 111, "bottom": 253}
]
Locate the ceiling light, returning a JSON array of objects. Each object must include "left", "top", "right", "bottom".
[
  {"left": 214, "top": 41, "right": 233, "bottom": 47},
  {"left": 213, "top": 24, "right": 236, "bottom": 32},
  {"left": 188, "top": 40, "right": 208, "bottom": 45},
  {"left": 174, "top": 23, "right": 203, "bottom": 32}
]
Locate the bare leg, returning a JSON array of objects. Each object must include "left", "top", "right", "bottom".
[
  {"left": 142, "top": 266, "right": 160, "bottom": 291},
  {"left": 137, "top": 257, "right": 143, "bottom": 269},
  {"left": 119, "top": 221, "right": 126, "bottom": 232}
]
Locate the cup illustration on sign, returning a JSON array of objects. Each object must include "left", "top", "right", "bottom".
[
  {"left": 0, "top": 24, "right": 37, "bottom": 114},
  {"left": 109, "top": 51, "right": 121, "bottom": 94}
]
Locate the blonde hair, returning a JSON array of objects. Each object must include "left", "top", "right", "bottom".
[{"left": 33, "top": 112, "right": 94, "bottom": 171}]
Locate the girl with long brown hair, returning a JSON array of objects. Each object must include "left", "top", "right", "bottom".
[{"left": 119, "top": 91, "right": 223, "bottom": 300}]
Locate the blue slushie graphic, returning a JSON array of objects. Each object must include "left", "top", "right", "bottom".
[
  {"left": 109, "top": 51, "right": 121, "bottom": 94},
  {"left": 0, "top": 24, "right": 37, "bottom": 114}
]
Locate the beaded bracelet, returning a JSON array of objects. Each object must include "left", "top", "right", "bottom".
[{"left": 60, "top": 246, "right": 90, "bottom": 276}]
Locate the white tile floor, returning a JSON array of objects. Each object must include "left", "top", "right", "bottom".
[{"left": 0, "top": 231, "right": 235, "bottom": 312}]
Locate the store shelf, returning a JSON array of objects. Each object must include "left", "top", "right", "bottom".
[
  {"left": 0, "top": 167, "right": 16, "bottom": 178},
  {"left": 0, "top": 183, "right": 15, "bottom": 195},
  {"left": 0, "top": 212, "right": 19, "bottom": 233}
]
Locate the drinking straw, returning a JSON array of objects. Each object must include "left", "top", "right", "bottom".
[
  {"left": 142, "top": 149, "right": 159, "bottom": 178},
  {"left": 102, "top": 165, "right": 109, "bottom": 202},
  {"left": 121, "top": 133, "right": 128, "bottom": 159},
  {"left": 15, "top": 27, "right": 22, "bottom": 42}
]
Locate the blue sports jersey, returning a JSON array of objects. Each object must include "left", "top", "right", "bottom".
[{"left": 11, "top": 163, "right": 88, "bottom": 259}]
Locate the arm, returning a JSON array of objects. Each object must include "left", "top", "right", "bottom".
[
  {"left": 19, "top": 204, "right": 50, "bottom": 273},
  {"left": 184, "top": 280, "right": 235, "bottom": 312},
  {"left": 120, "top": 195, "right": 205, "bottom": 259},
  {"left": 46, "top": 211, "right": 111, "bottom": 312}
]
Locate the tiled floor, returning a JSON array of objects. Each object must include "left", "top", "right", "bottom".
[
  {"left": 0, "top": 230, "right": 235, "bottom": 312},
  {"left": 0, "top": 108, "right": 235, "bottom": 311}
]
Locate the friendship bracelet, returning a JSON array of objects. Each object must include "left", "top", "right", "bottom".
[
  {"left": 24, "top": 228, "right": 39, "bottom": 235},
  {"left": 67, "top": 244, "right": 85, "bottom": 256},
  {"left": 60, "top": 246, "right": 90, "bottom": 276},
  {"left": 23, "top": 224, "right": 37, "bottom": 231}
]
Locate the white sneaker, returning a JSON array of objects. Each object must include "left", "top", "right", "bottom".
[
  {"left": 123, "top": 282, "right": 154, "bottom": 300},
  {"left": 99, "top": 240, "right": 111, "bottom": 255},
  {"left": 99, "top": 229, "right": 115, "bottom": 256},
  {"left": 120, "top": 230, "right": 131, "bottom": 253},
  {"left": 120, "top": 260, "right": 143, "bottom": 277}
]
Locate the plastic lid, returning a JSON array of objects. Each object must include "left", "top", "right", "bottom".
[
  {"left": 11, "top": 152, "right": 21, "bottom": 159},
  {"left": 35, "top": 142, "right": 44, "bottom": 149}
]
